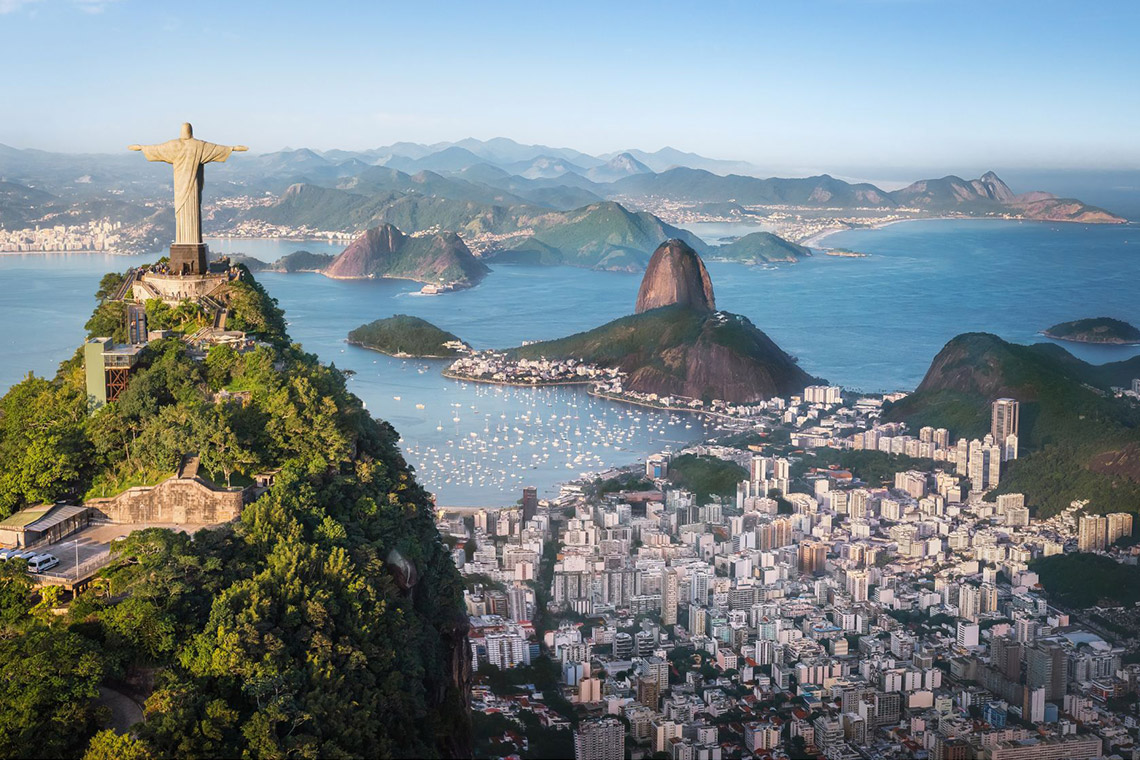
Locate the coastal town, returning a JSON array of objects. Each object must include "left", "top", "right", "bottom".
[
  {"left": 439, "top": 385, "right": 1140, "bottom": 760},
  {"left": 0, "top": 219, "right": 129, "bottom": 253}
]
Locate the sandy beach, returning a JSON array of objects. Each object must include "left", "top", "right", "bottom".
[{"left": 801, "top": 216, "right": 961, "bottom": 249}]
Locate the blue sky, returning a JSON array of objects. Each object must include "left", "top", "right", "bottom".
[{"left": 1, "top": 0, "right": 1138, "bottom": 172}]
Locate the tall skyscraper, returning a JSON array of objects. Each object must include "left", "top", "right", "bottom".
[
  {"left": 1026, "top": 643, "right": 1068, "bottom": 701},
  {"left": 991, "top": 399, "right": 1019, "bottom": 458},
  {"left": 521, "top": 486, "right": 538, "bottom": 523},
  {"left": 574, "top": 717, "right": 624, "bottom": 760},
  {"left": 1078, "top": 514, "right": 1108, "bottom": 553},
  {"left": 1106, "top": 512, "right": 1134, "bottom": 545},
  {"left": 662, "top": 568, "right": 679, "bottom": 626},
  {"left": 690, "top": 571, "right": 710, "bottom": 606},
  {"left": 798, "top": 541, "right": 827, "bottom": 575}
]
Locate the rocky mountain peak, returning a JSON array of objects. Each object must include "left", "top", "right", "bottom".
[{"left": 635, "top": 239, "right": 716, "bottom": 314}]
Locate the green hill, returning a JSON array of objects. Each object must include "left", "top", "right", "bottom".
[
  {"left": 510, "top": 305, "right": 814, "bottom": 403},
  {"left": 348, "top": 315, "right": 466, "bottom": 357},
  {"left": 274, "top": 249, "right": 336, "bottom": 272},
  {"left": 1043, "top": 316, "right": 1140, "bottom": 345},
  {"left": 885, "top": 332, "right": 1140, "bottom": 516},
  {"left": 0, "top": 267, "right": 470, "bottom": 758},
  {"left": 245, "top": 186, "right": 703, "bottom": 273},
  {"left": 490, "top": 201, "right": 708, "bottom": 271},
  {"left": 712, "top": 231, "right": 810, "bottom": 263}
]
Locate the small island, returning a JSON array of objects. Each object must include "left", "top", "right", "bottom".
[
  {"left": 712, "top": 231, "right": 810, "bottom": 264},
  {"left": 348, "top": 314, "right": 468, "bottom": 358},
  {"left": 1042, "top": 316, "right": 1140, "bottom": 345}
]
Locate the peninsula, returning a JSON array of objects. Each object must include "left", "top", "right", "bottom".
[
  {"left": 1042, "top": 316, "right": 1140, "bottom": 345},
  {"left": 446, "top": 239, "right": 815, "bottom": 406}
]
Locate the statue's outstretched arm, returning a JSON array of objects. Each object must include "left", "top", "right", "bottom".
[
  {"left": 232, "top": 145, "right": 248, "bottom": 152},
  {"left": 129, "top": 142, "right": 175, "bottom": 163}
]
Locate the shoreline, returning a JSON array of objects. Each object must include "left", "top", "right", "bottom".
[
  {"left": 345, "top": 340, "right": 460, "bottom": 360},
  {"left": 441, "top": 370, "right": 593, "bottom": 389},
  {"left": 801, "top": 214, "right": 1131, "bottom": 249},
  {"left": 0, "top": 249, "right": 140, "bottom": 257},
  {"left": 1039, "top": 331, "right": 1140, "bottom": 347},
  {"left": 800, "top": 216, "right": 956, "bottom": 249}
]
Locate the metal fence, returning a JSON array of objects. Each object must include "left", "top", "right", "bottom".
[{"left": 37, "top": 549, "right": 113, "bottom": 585}]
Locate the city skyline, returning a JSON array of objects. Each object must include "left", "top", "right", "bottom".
[{"left": 1, "top": 1, "right": 1139, "bottom": 172}]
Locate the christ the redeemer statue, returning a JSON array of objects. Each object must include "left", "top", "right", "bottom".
[{"left": 129, "top": 123, "right": 246, "bottom": 274}]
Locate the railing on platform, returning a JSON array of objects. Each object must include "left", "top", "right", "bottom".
[{"left": 36, "top": 549, "right": 113, "bottom": 586}]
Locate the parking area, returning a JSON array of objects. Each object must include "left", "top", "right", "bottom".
[{"left": 10, "top": 522, "right": 214, "bottom": 583}]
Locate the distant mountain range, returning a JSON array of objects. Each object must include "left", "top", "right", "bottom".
[{"left": 0, "top": 138, "right": 1126, "bottom": 260}]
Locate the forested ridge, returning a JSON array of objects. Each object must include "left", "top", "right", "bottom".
[{"left": 0, "top": 265, "right": 470, "bottom": 758}]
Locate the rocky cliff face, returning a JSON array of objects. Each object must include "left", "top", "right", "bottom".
[
  {"left": 635, "top": 239, "right": 716, "bottom": 314},
  {"left": 324, "top": 223, "right": 489, "bottom": 286}
]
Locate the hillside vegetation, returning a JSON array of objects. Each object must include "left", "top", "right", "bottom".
[
  {"left": 886, "top": 333, "right": 1140, "bottom": 516},
  {"left": 348, "top": 315, "right": 466, "bottom": 357},
  {"left": 712, "top": 231, "right": 810, "bottom": 263},
  {"left": 1031, "top": 553, "right": 1140, "bottom": 608},
  {"left": 0, "top": 267, "right": 470, "bottom": 758},
  {"left": 1043, "top": 316, "right": 1140, "bottom": 345},
  {"left": 511, "top": 305, "right": 814, "bottom": 404}
]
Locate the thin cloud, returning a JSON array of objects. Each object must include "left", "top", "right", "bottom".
[
  {"left": 72, "top": 0, "right": 121, "bottom": 12},
  {"left": 0, "top": 0, "right": 43, "bottom": 13}
]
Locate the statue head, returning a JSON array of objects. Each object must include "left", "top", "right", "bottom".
[{"left": 180, "top": 122, "right": 193, "bottom": 139}]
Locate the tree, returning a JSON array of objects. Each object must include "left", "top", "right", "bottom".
[
  {"left": 100, "top": 597, "right": 178, "bottom": 662},
  {"left": 0, "top": 629, "right": 107, "bottom": 759},
  {"left": 0, "top": 374, "right": 91, "bottom": 515},
  {"left": 0, "top": 561, "right": 32, "bottom": 626},
  {"left": 85, "top": 301, "right": 127, "bottom": 342},
  {"left": 83, "top": 730, "right": 154, "bottom": 760},
  {"left": 94, "top": 272, "right": 126, "bottom": 304}
]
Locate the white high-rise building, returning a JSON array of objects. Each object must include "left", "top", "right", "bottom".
[
  {"left": 1078, "top": 514, "right": 1108, "bottom": 553},
  {"left": 956, "top": 620, "right": 980, "bottom": 648},
  {"left": 662, "top": 568, "right": 679, "bottom": 626},
  {"left": 690, "top": 571, "right": 710, "bottom": 605},
  {"left": 1107, "top": 512, "right": 1134, "bottom": 545},
  {"left": 486, "top": 630, "right": 531, "bottom": 669},
  {"left": 575, "top": 717, "right": 624, "bottom": 760}
]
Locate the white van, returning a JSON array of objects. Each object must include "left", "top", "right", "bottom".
[
  {"left": 27, "top": 554, "right": 59, "bottom": 573},
  {"left": 5, "top": 550, "right": 36, "bottom": 563},
  {"left": 0, "top": 548, "right": 18, "bottom": 561}
]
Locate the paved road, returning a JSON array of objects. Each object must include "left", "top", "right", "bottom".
[{"left": 97, "top": 685, "right": 144, "bottom": 733}]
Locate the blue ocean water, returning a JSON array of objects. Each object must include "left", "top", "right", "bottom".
[{"left": 1, "top": 220, "right": 1137, "bottom": 504}]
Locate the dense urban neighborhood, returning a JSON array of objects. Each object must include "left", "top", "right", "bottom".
[{"left": 440, "top": 385, "right": 1140, "bottom": 760}]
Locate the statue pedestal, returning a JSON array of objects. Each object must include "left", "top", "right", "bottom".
[{"left": 169, "top": 243, "right": 208, "bottom": 276}]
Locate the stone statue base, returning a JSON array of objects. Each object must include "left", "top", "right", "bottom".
[{"left": 169, "top": 243, "right": 208, "bottom": 276}]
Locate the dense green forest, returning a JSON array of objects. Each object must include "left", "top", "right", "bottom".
[
  {"left": 1031, "top": 553, "right": 1140, "bottom": 608},
  {"left": 667, "top": 454, "right": 748, "bottom": 503},
  {"left": 0, "top": 266, "right": 469, "bottom": 758},
  {"left": 348, "top": 314, "right": 466, "bottom": 358}
]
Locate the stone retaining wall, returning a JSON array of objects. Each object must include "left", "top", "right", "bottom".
[{"left": 87, "top": 475, "right": 244, "bottom": 524}]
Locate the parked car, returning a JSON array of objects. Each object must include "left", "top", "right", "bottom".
[
  {"left": 4, "top": 550, "right": 36, "bottom": 563},
  {"left": 27, "top": 554, "right": 59, "bottom": 573},
  {"left": 0, "top": 548, "right": 18, "bottom": 561}
]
